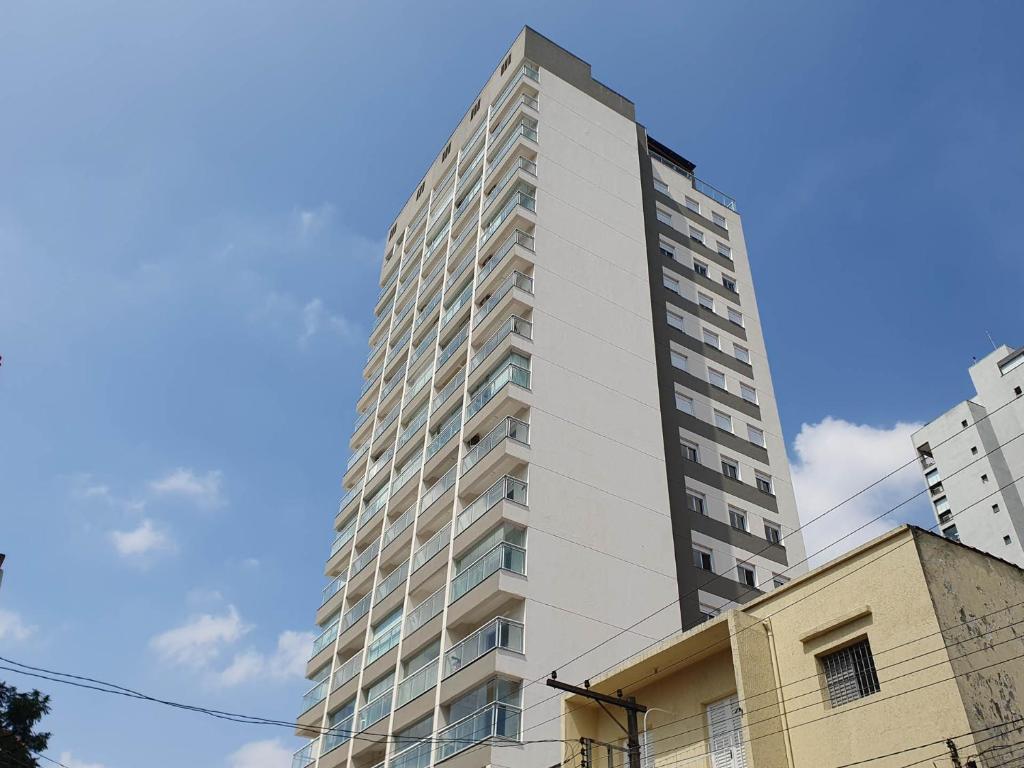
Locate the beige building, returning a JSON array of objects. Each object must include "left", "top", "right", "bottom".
[
  {"left": 296, "top": 27, "right": 808, "bottom": 768},
  {"left": 562, "top": 526, "right": 1024, "bottom": 768}
]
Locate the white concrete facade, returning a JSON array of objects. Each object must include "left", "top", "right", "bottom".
[{"left": 912, "top": 344, "right": 1024, "bottom": 566}]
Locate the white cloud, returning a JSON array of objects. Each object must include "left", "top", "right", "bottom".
[
  {"left": 215, "top": 629, "right": 314, "bottom": 687},
  {"left": 226, "top": 740, "right": 291, "bottom": 768},
  {"left": 299, "top": 297, "right": 356, "bottom": 346},
  {"left": 293, "top": 203, "right": 334, "bottom": 241},
  {"left": 150, "top": 606, "right": 250, "bottom": 668},
  {"left": 0, "top": 609, "right": 35, "bottom": 642},
  {"left": 58, "top": 752, "right": 108, "bottom": 768},
  {"left": 791, "top": 417, "right": 932, "bottom": 565},
  {"left": 109, "top": 519, "right": 174, "bottom": 557},
  {"left": 150, "top": 468, "right": 224, "bottom": 508},
  {"left": 70, "top": 473, "right": 145, "bottom": 513}
]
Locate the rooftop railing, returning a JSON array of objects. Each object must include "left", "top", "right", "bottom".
[{"left": 650, "top": 152, "right": 737, "bottom": 211}]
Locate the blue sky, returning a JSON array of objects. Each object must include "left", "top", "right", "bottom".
[{"left": 1, "top": 2, "right": 1021, "bottom": 766}]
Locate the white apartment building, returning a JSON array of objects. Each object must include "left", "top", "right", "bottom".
[
  {"left": 913, "top": 344, "right": 1024, "bottom": 566},
  {"left": 295, "top": 27, "right": 807, "bottom": 768}
]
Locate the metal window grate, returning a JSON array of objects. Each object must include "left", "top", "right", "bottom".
[{"left": 821, "top": 639, "right": 880, "bottom": 707}]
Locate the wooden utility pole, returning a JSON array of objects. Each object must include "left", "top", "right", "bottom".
[{"left": 546, "top": 678, "right": 647, "bottom": 768}]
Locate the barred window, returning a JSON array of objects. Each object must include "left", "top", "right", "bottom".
[{"left": 821, "top": 639, "right": 880, "bottom": 707}]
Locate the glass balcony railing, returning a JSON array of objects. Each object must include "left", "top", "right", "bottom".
[
  {"left": 444, "top": 617, "right": 524, "bottom": 677},
  {"left": 426, "top": 224, "right": 451, "bottom": 261},
  {"left": 404, "top": 367, "right": 434, "bottom": 408},
  {"left": 353, "top": 405, "right": 374, "bottom": 433},
  {"left": 333, "top": 652, "right": 362, "bottom": 691},
  {"left": 366, "top": 621, "right": 403, "bottom": 664},
  {"left": 435, "top": 325, "right": 469, "bottom": 371},
  {"left": 408, "top": 205, "right": 429, "bottom": 237},
  {"left": 405, "top": 586, "right": 445, "bottom": 635},
  {"left": 405, "top": 230, "right": 425, "bottom": 258},
  {"left": 409, "top": 331, "right": 437, "bottom": 371},
  {"left": 357, "top": 689, "right": 392, "bottom": 731},
  {"left": 398, "top": 408, "right": 429, "bottom": 449},
  {"left": 337, "top": 483, "right": 362, "bottom": 518},
  {"left": 434, "top": 701, "right": 521, "bottom": 762},
  {"left": 487, "top": 123, "right": 538, "bottom": 178},
  {"left": 367, "top": 336, "right": 387, "bottom": 364},
  {"left": 362, "top": 485, "right": 391, "bottom": 525},
  {"left": 432, "top": 368, "right": 466, "bottom": 414},
  {"left": 397, "top": 270, "right": 419, "bottom": 302},
  {"left": 450, "top": 542, "right": 526, "bottom": 603},
  {"left": 490, "top": 93, "right": 539, "bottom": 147},
  {"left": 456, "top": 476, "right": 528, "bottom": 536},
  {"left": 374, "top": 403, "right": 401, "bottom": 439},
  {"left": 390, "top": 455, "right": 422, "bottom": 496},
  {"left": 446, "top": 250, "right": 476, "bottom": 293},
  {"left": 425, "top": 413, "right": 462, "bottom": 462},
  {"left": 322, "top": 713, "right": 353, "bottom": 755},
  {"left": 321, "top": 574, "right": 346, "bottom": 605},
  {"left": 452, "top": 180, "right": 481, "bottom": 225},
  {"left": 412, "top": 522, "right": 452, "bottom": 573},
  {"left": 380, "top": 366, "right": 407, "bottom": 402},
  {"left": 395, "top": 658, "right": 439, "bottom": 709},
  {"left": 421, "top": 255, "right": 445, "bottom": 291},
  {"left": 460, "top": 417, "right": 528, "bottom": 473},
  {"left": 350, "top": 538, "right": 381, "bottom": 578},
  {"left": 391, "top": 736, "right": 433, "bottom": 768},
  {"left": 465, "top": 364, "right": 531, "bottom": 422},
  {"left": 382, "top": 504, "right": 416, "bottom": 549},
  {"left": 470, "top": 316, "right": 532, "bottom": 372},
  {"left": 492, "top": 62, "right": 540, "bottom": 115},
  {"left": 429, "top": 190, "right": 454, "bottom": 226},
  {"left": 421, "top": 466, "right": 457, "bottom": 512},
  {"left": 477, "top": 229, "right": 534, "bottom": 287},
  {"left": 365, "top": 446, "right": 395, "bottom": 486},
  {"left": 480, "top": 190, "right": 536, "bottom": 245},
  {"left": 375, "top": 559, "right": 409, "bottom": 603},
  {"left": 360, "top": 368, "right": 383, "bottom": 398},
  {"left": 448, "top": 222, "right": 477, "bottom": 260},
  {"left": 473, "top": 271, "right": 533, "bottom": 330},
  {"left": 341, "top": 592, "right": 372, "bottom": 631},
  {"left": 346, "top": 442, "right": 369, "bottom": 472},
  {"left": 370, "top": 306, "right": 392, "bottom": 339},
  {"left": 650, "top": 152, "right": 738, "bottom": 211},
  {"left": 434, "top": 164, "right": 457, "bottom": 203},
  {"left": 293, "top": 738, "right": 319, "bottom": 768},
  {"left": 388, "top": 329, "right": 412, "bottom": 364},
  {"left": 331, "top": 517, "right": 357, "bottom": 557},
  {"left": 484, "top": 157, "right": 537, "bottom": 212},
  {"left": 310, "top": 619, "right": 338, "bottom": 659},
  {"left": 301, "top": 676, "right": 330, "bottom": 711},
  {"left": 440, "top": 281, "right": 473, "bottom": 329},
  {"left": 462, "top": 120, "right": 487, "bottom": 159}
]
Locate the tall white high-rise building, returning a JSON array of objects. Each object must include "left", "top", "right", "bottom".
[
  {"left": 912, "top": 344, "right": 1024, "bottom": 565},
  {"left": 295, "top": 27, "right": 807, "bottom": 768}
]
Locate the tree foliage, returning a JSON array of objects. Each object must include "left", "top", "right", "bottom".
[{"left": 0, "top": 682, "right": 51, "bottom": 768}]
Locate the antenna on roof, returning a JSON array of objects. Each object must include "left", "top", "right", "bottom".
[{"left": 986, "top": 331, "right": 997, "bottom": 351}]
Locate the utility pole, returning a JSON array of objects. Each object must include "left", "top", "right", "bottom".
[
  {"left": 547, "top": 677, "right": 647, "bottom": 768},
  {"left": 947, "top": 739, "right": 962, "bottom": 768}
]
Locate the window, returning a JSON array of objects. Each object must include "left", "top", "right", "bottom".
[
  {"left": 693, "top": 546, "right": 713, "bottom": 571},
  {"left": 994, "top": 504, "right": 1001, "bottom": 513},
  {"left": 981, "top": 474, "right": 989, "bottom": 483},
  {"left": 971, "top": 446, "right": 979, "bottom": 455},
  {"left": 737, "top": 562, "right": 756, "bottom": 587},
  {"left": 686, "top": 490, "right": 706, "bottom": 514},
  {"left": 659, "top": 240, "right": 675, "bottom": 259},
  {"left": 925, "top": 468, "right": 941, "bottom": 487},
  {"left": 675, "top": 392, "right": 694, "bottom": 414},
  {"left": 712, "top": 211, "right": 728, "bottom": 229},
  {"left": 943, "top": 525, "right": 960, "bottom": 542},
  {"left": 748, "top": 425, "right": 765, "bottom": 447},
  {"left": 708, "top": 368, "right": 727, "bottom": 389},
  {"left": 999, "top": 352, "right": 1024, "bottom": 375},
  {"left": 682, "top": 441, "right": 700, "bottom": 463},
  {"left": 729, "top": 508, "right": 747, "bottom": 531},
  {"left": 1006, "top": 535, "right": 1013, "bottom": 545},
  {"left": 654, "top": 178, "right": 670, "bottom": 195},
  {"left": 663, "top": 274, "right": 681, "bottom": 293},
  {"left": 756, "top": 472, "right": 773, "bottom": 494},
  {"left": 698, "top": 293, "right": 715, "bottom": 311},
  {"left": 670, "top": 350, "right": 688, "bottom": 370},
  {"left": 1016, "top": 386, "right": 1023, "bottom": 397},
  {"left": 684, "top": 196, "right": 700, "bottom": 213},
  {"left": 688, "top": 225, "right": 705, "bottom": 243},
  {"left": 773, "top": 573, "right": 789, "bottom": 588},
  {"left": 717, "top": 241, "right": 732, "bottom": 259},
  {"left": 703, "top": 328, "right": 721, "bottom": 349},
  {"left": 961, "top": 419, "right": 969, "bottom": 428},
  {"left": 938, "top": 511, "right": 953, "bottom": 524},
  {"left": 656, "top": 207, "right": 672, "bottom": 225},
  {"left": 728, "top": 308, "right": 744, "bottom": 327},
  {"left": 470, "top": 99, "right": 481, "bottom": 120},
  {"left": 714, "top": 410, "right": 733, "bottom": 432},
  {"left": 722, "top": 458, "right": 740, "bottom": 480},
  {"left": 764, "top": 522, "right": 782, "bottom": 545},
  {"left": 699, "top": 605, "right": 718, "bottom": 622},
  {"left": 667, "top": 308, "right": 685, "bottom": 331},
  {"left": 934, "top": 496, "right": 949, "bottom": 514},
  {"left": 740, "top": 383, "right": 758, "bottom": 404},
  {"left": 821, "top": 639, "right": 881, "bottom": 708},
  {"left": 693, "top": 260, "right": 709, "bottom": 277},
  {"left": 722, "top": 275, "right": 737, "bottom": 292},
  {"left": 734, "top": 344, "right": 751, "bottom": 364}
]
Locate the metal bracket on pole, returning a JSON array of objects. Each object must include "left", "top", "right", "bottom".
[{"left": 547, "top": 678, "right": 647, "bottom": 768}]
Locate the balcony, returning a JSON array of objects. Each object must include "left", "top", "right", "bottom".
[
  {"left": 424, "top": 413, "right": 462, "bottom": 475},
  {"left": 390, "top": 454, "right": 423, "bottom": 510},
  {"left": 390, "top": 737, "right": 433, "bottom": 768},
  {"left": 292, "top": 739, "right": 319, "bottom": 768},
  {"left": 386, "top": 329, "right": 413, "bottom": 370},
  {"left": 425, "top": 224, "right": 451, "bottom": 265},
  {"left": 403, "top": 366, "right": 434, "bottom": 413},
  {"left": 462, "top": 119, "right": 487, "bottom": 162},
  {"left": 448, "top": 221, "right": 477, "bottom": 264},
  {"left": 435, "top": 325, "right": 469, "bottom": 380},
  {"left": 465, "top": 362, "right": 531, "bottom": 426},
  {"left": 477, "top": 230, "right": 534, "bottom": 295},
  {"left": 309, "top": 618, "right": 339, "bottom": 661},
  {"left": 396, "top": 658, "right": 440, "bottom": 710},
  {"left": 381, "top": 504, "right": 416, "bottom": 555},
  {"left": 405, "top": 586, "right": 445, "bottom": 637},
  {"left": 375, "top": 559, "right": 409, "bottom": 605},
  {"left": 326, "top": 518, "right": 357, "bottom": 578},
  {"left": 440, "top": 281, "right": 473, "bottom": 330},
  {"left": 446, "top": 250, "right": 476, "bottom": 294},
  {"left": 450, "top": 542, "right": 526, "bottom": 605},
  {"left": 452, "top": 180, "right": 481, "bottom": 229},
  {"left": 483, "top": 156, "right": 537, "bottom": 215},
  {"left": 339, "top": 593, "right": 372, "bottom": 646},
  {"left": 432, "top": 368, "right": 466, "bottom": 416},
  {"left": 379, "top": 366, "right": 407, "bottom": 408},
  {"left": 408, "top": 204, "right": 429, "bottom": 239},
  {"left": 365, "top": 621, "right": 402, "bottom": 666},
  {"left": 332, "top": 651, "right": 362, "bottom": 696},
  {"left": 434, "top": 701, "right": 521, "bottom": 763},
  {"left": 320, "top": 713, "right": 353, "bottom": 762},
  {"left": 444, "top": 618, "right": 524, "bottom": 678},
  {"left": 335, "top": 485, "right": 362, "bottom": 528},
  {"left": 365, "top": 446, "right": 395, "bottom": 488},
  {"left": 357, "top": 689, "right": 392, "bottom": 733},
  {"left": 373, "top": 402, "right": 401, "bottom": 441},
  {"left": 377, "top": 268, "right": 400, "bottom": 307},
  {"left": 434, "top": 163, "right": 458, "bottom": 204},
  {"left": 419, "top": 467, "right": 457, "bottom": 528},
  {"left": 350, "top": 538, "right": 381, "bottom": 580},
  {"left": 411, "top": 522, "right": 452, "bottom": 577},
  {"left": 455, "top": 476, "right": 528, "bottom": 545},
  {"left": 472, "top": 271, "right": 534, "bottom": 339},
  {"left": 480, "top": 190, "right": 535, "bottom": 247},
  {"left": 298, "top": 675, "right": 329, "bottom": 731},
  {"left": 470, "top": 316, "right": 532, "bottom": 377},
  {"left": 492, "top": 62, "right": 539, "bottom": 116}
]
